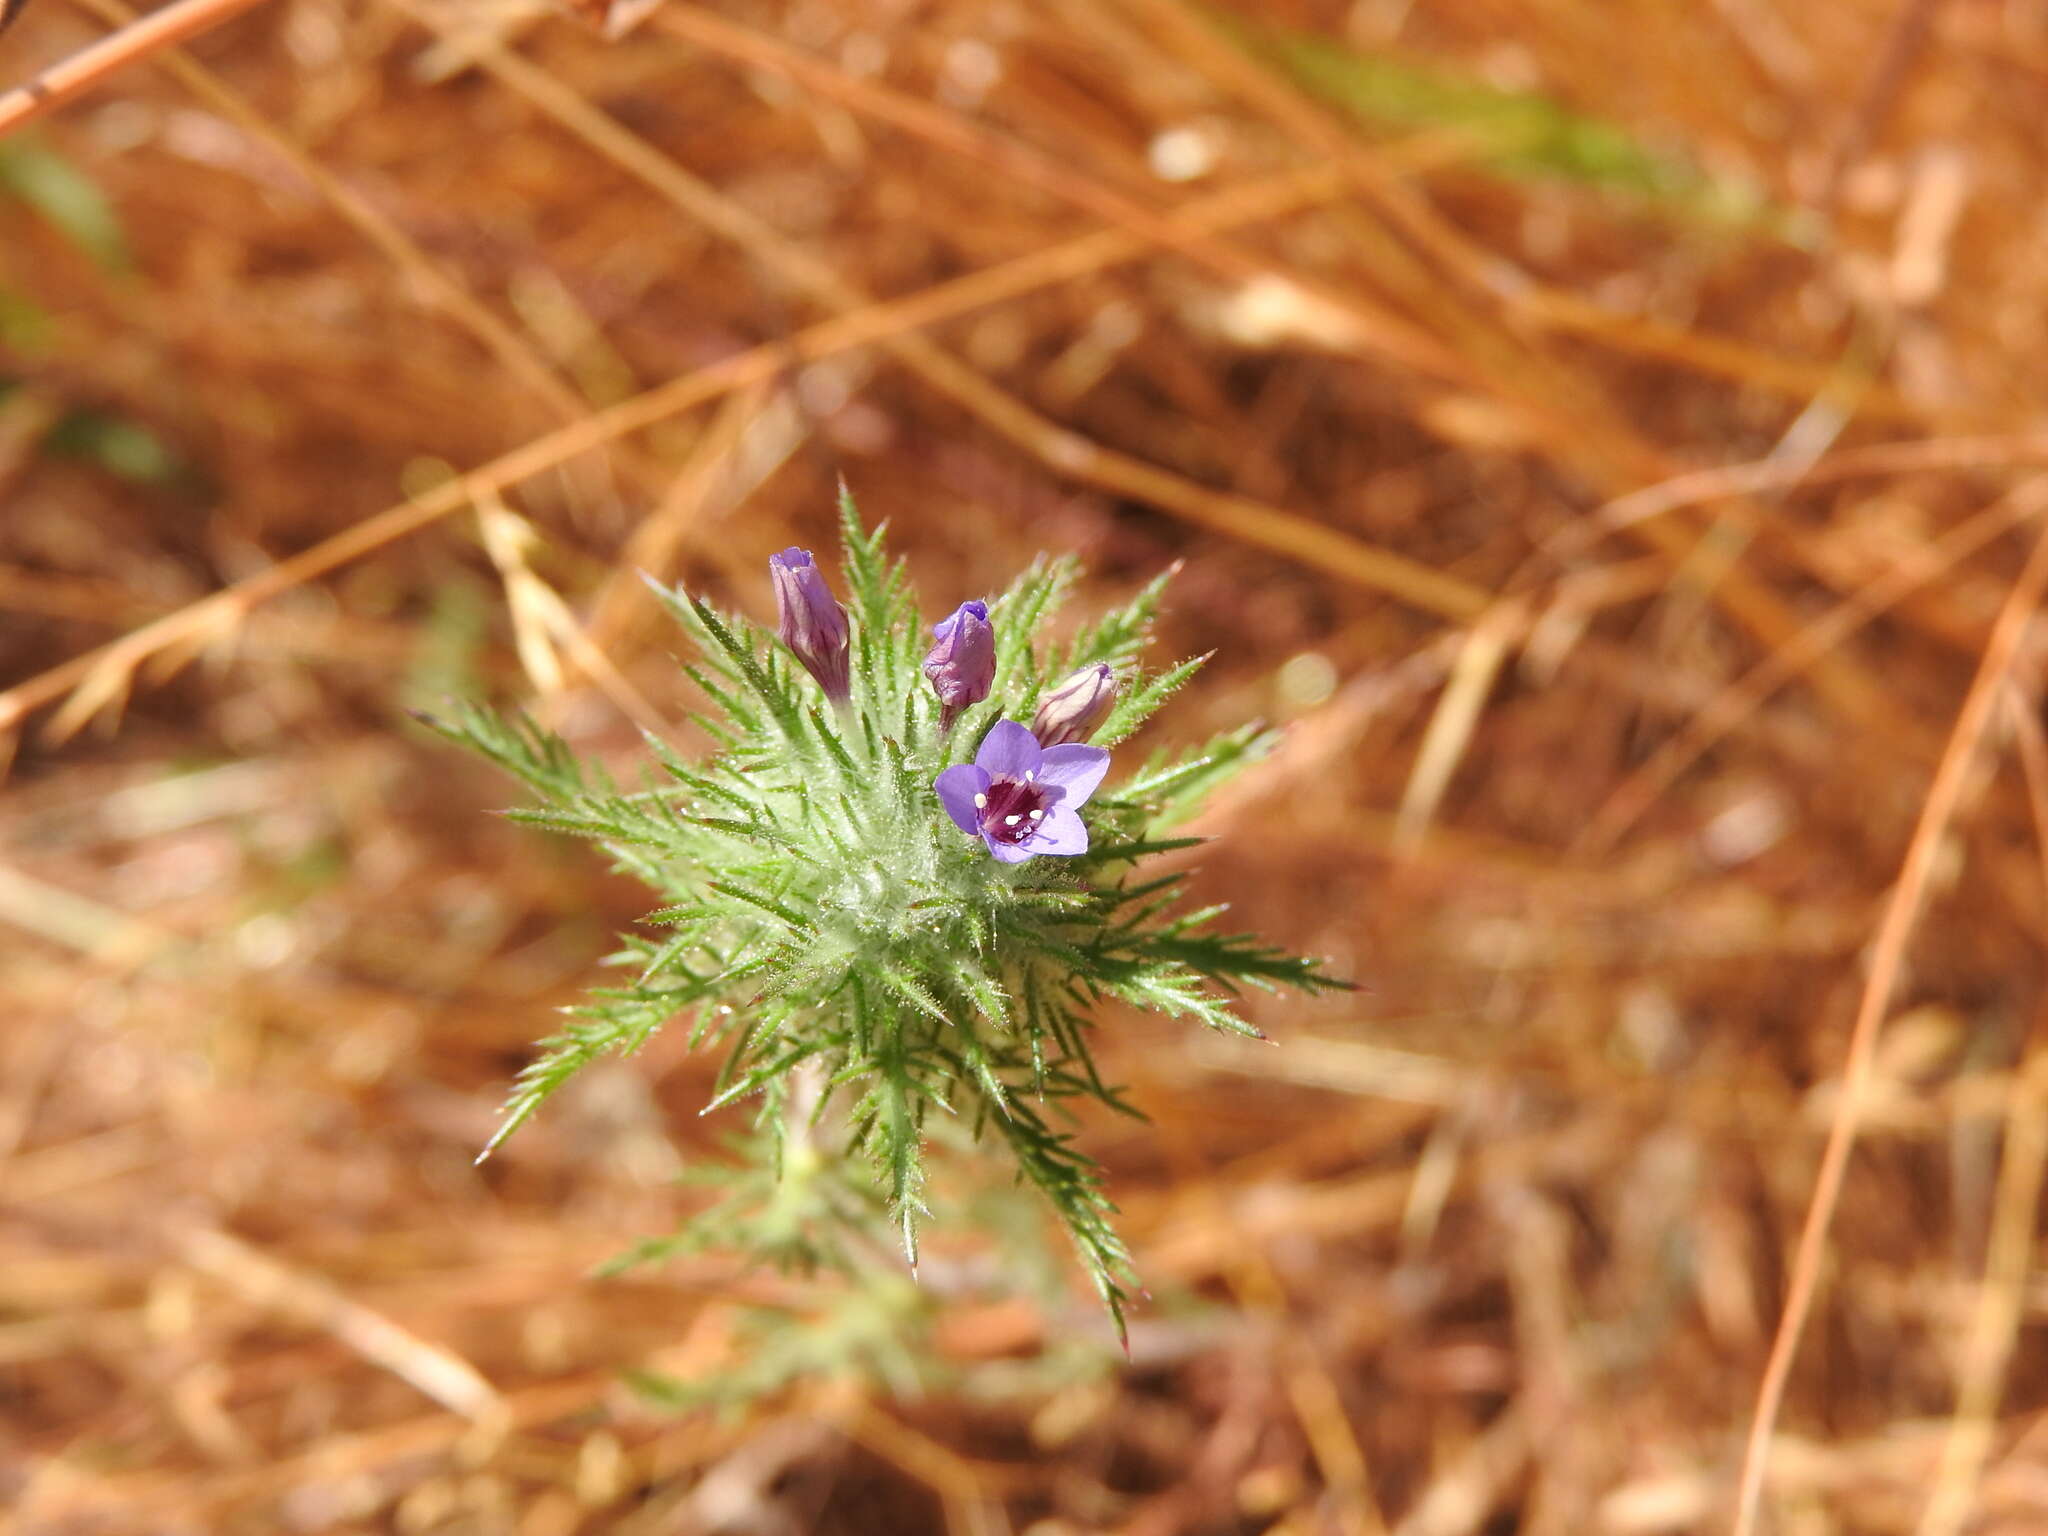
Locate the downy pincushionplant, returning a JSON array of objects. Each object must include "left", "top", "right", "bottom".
[{"left": 420, "top": 492, "right": 1346, "bottom": 1339}]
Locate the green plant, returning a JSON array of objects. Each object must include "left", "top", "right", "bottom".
[{"left": 418, "top": 491, "right": 1345, "bottom": 1340}]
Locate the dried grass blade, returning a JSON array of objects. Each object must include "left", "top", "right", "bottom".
[
  {"left": 1395, "top": 605, "right": 1520, "bottom": 849},
  {"left": 1730, "top": 514, "right": 2048, "bottom": 1536},
  {"left": 1914, "top": 700, "right": 2048, "bottom": 1536},
  {"left": 0, "top": 0, "right": 271, "bottom": 134}
]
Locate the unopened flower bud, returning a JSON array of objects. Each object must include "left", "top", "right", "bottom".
[
  {"left": 768, "top": 547, "right": 850, "bottom": 702},
  {"left": 1030, "top": 663, "right": 1117, "bottom": 747},
  {"left": 923, "top": 600, "right": 995, "bottom": 729}
]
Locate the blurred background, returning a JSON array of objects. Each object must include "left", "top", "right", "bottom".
[{"left": 6, "top": 0, "right": 2048, "bottom": 1531}]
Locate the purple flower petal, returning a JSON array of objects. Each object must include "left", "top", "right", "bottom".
[
  {"left": 973, "top": 720, "right": 1042, "bottom": 782},
  {"left": 934, "top": 764, "right": 990, "bottom": 835},
  {"left": 1035, "top": 745, "right": 1110, "bottom": 808},
  {"left": 923, "top": 600, "right": 996, "bottom": 727},
  {"left": 932, "top": 599, "right": 988, "bottom": 643},
  {"left": 938, "top": 717, "right": 1111, "bottom": 864},
  {"left": 1030, "top": 663, "right": 1117, "bottom": 746},
  {"left": 768, "top": 547, "right": 850, "bottom": 701},
  {"left": 1030, "top": 804, "right": 1090, "bottom": 857}
]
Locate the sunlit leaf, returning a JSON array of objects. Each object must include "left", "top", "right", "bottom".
[
  {"left": 1224, "top": 15, "right": 1774, "bottom": 228},
  {"left": 43, "top": 409, "right": 185, "bottom": 485},
  {"left": 0, "top": 137, "right": 132, "bottom": 271}
]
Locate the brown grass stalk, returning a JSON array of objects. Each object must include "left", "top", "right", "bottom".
[
  {"left": 1579, "top": 477, "right": 2048, "bottom": 853},
  {"left": 1912, "top": 700, "right": 2048, "bottom": 1536},
  {"left": 396, "top": 1, "right": 1491, "bottom": 621},
  {"left": 0, "top": 156, "right": 1473, "bottom": 742},
  {"left": 1729, "top": 513, "right": 2048, "bottom": 1536},
  {"left": 0, "top": 0, "right": 271, "bottom": 134},
  {"left": 691, "top": 0, "right": 1937, "bottom": 545}
]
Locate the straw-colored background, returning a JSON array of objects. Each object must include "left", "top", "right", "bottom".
[{"left": 6, "top": 1, "right": 2048, "bottom": 1531}]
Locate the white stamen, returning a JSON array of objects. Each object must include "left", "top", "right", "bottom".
[
  {"left": 1004, "top": 814, "right": 1022, "bottom": 825},
  {"left": 1029, "top": 808, "right": 1044, "bottom": 820},
  {"left": 973, "top": 793, "right": 987, "bottom": 809},
  {"left": 1024, "top": 770, "right": 1035, "bottom": 782}
]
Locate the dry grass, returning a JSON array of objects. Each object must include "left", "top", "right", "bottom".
[{"left": 6, "top": 1, "right": 2048, "bottom": 1531}]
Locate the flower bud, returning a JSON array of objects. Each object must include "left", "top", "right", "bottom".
[
  {"left": 1030, "top": 663, "right": 1117, "bottom": 747},
  {"left": 922, "top": 600, "right": 995, "bottom": 729},
  {"left": 768, "top": 547, "right": 850, "bottom": 702}
]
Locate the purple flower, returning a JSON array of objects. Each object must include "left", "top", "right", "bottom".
[
  {"left": 922, "top": 600, "right": 995, "bottom": 729},
  {"left": 935, "top": 720, "right": 1109, "bottom": 864},
  {"left": 768, "top": 547, "right": 850, "bottom": 702},
  {"left": 1030, "top": 663, "right": 1117, "bottom": 747}
]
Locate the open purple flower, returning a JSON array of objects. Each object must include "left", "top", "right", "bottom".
[
  {"left": 923, "top": 600, "right": 995, "bottom": 730},
  {"left": 768, "top": 547, "right": 850, "bottom": 702},
  {"left": 935, "top": 720, "right": 1109, "bottom": 864}
]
